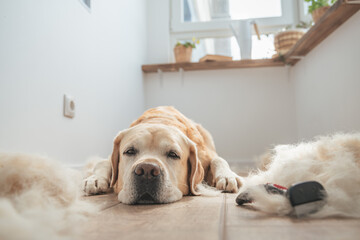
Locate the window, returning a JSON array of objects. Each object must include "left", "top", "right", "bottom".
[
  {"left": 184, "top": 0, "right": 282, "bottom": 22},
  {"left": 171, "top": 0, "right": 300, "bottom": 60}
]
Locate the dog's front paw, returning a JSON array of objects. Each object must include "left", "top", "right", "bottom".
[
  {"left": 213, "top": 172, "right": 242, "bottom": 193},
  {"left": 83, "top": 175, "right": 109, "bottom": 195}
]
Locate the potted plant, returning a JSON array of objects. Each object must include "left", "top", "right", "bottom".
[
  {"left": 304, "top": 0, "right": 336, "bottom": 23},
  {"left": 174, "top": 38, "right": 199, "bottom": 63}
]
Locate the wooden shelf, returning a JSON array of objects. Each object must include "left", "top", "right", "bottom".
[
  {"left": 284, "top": 0, "right": 360, "bottom": 65},
  {"left": 142, "top": 59, "right": 284, "bottom": 73},
  {"left": 142, "top": 0, "right": 360, "bottom": 73}
]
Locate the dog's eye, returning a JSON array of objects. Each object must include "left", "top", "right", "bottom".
[
  {"left": 124, "top": 147, "right": 137, "bottom": 156},
  {"left": 167, "top": 151, "right": 180, "bottom": 159}
]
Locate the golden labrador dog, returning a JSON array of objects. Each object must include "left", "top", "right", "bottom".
[{"left": 83, "top": 106, "right": 242, "bottom": 204}]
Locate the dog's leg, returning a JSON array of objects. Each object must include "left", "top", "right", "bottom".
[
  {"left": 210, "top": 156, "right": 242, "bottom": 192},
  {"left": 83, "top": 158, "right": 112, "bottom": 195},
  {"left": 195, "top": 124, "right": 242, "bottom": 192}
]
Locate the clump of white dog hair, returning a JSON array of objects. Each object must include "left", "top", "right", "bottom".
[
  {"left": 0, "top": 153, "right": 96, "bottom": 240},
  {"left": 240, "top": 133, "right": 360, "bottom": 218},
  {"left": 196, "top": 182, "right": 221, "bottom": 197}
]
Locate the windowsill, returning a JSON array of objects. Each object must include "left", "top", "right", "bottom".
[
  {"left": 142, "top": 59, "right": 284, "bottom": 73},
  {"left": 142, "top": 0, "right": 359, "bottom": 73}
]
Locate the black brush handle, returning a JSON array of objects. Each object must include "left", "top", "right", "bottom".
[{"left": 286, "top": 181, "right": 327, "bottom": 207}]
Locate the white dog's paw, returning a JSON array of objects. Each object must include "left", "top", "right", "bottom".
[
  {"left": 213, "top": 171, "right": 242, "bottom": 193},
  {"left": 83, "top": 175, "right": 109, "bottom": 195}
]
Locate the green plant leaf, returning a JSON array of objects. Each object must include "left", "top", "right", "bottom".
[{"left": 305, "top": 0, "right": 332, "bottom": 14}]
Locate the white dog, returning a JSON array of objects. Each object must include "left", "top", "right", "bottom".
[{"left": 239, "top": 133, "right": 360, "bottom": 218}]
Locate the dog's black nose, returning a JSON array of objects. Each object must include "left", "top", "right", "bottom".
[{"left": 134, "top": 163, "right": 161, "bottom": 179}]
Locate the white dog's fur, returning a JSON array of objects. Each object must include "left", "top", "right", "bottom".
[
  {"left": 0, "top": 153, "right": 94, "bottom": 240},
  {"left": 240, "top": 133, "right": 360, "bottom": 218}
]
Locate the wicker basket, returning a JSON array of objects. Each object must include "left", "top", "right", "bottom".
[
  {"left": 274, "top": 30, "right": 305, "bottom": 55},
  {"left": 312, "top": 6, "right": 330, "bottom": 23},
  {"left": 174, "top": 45, "right": 192, "bottom": 63}
]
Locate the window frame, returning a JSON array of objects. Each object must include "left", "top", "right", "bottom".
[
  {"left": 298, "top": 0, "right": 313, "bottom": 23},
  {"left": 171, "top": 0, "right": 298, "bottom": 34}
]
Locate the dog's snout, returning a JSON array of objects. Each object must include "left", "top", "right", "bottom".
[
  {"left": 134, "top": 163, "right": 161, "bottom": 179},
  {"left": 133, "top": 162, "right": 162, "bottom": 203}
]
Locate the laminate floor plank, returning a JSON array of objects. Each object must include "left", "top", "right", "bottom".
[{"left": 80, "top": 194, "right": 224, "bottom": 240}]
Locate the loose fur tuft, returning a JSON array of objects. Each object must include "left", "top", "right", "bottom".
[
  {"left": 0, "top": 153, "right": 95, "bottom": 240},
  {"left": 196, "top": 182, "right": 221, "bottom": 197}
]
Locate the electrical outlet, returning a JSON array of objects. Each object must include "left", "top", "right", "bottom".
[{"left": 63, "top": 94, "right": 75, "bottom": 118}]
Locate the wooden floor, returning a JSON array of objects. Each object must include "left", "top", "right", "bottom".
[{"left": 80, "top": 192, "right": 360, "bottom": 240}]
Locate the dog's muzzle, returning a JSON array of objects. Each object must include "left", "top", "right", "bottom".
[{"left": 133, "top": 162, "right": 162, "bottom": 204}]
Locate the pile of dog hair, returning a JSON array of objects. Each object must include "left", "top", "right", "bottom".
[{"left": 0, "top": 153, "right": 95, "bottom": 240}]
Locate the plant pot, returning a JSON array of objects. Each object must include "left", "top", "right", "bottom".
[
  {"left": 174, "top": 45, "right": 192, "bottom": 63},
  {"left": 312, "top": 6, "right": 330, "bottom": 23},
  {"left": 274, "top": 29, "right": 305, "bottom": 55}
]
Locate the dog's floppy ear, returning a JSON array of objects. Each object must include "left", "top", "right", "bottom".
[
  {"left": 188, "top": 140, "right": 204, "bottom": 195},
  {"left": 109, "top": 129, "right": 128, "bottom": 187}
]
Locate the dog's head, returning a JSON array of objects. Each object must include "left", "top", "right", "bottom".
[{"left": 109, "top": 124, "right": 204, "bottom": 204}]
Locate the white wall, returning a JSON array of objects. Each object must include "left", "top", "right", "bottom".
[
  {"left": 0, "top": 0, "right": 147, "bottom": 165},
  {"left": 144, "top": 67, "right": 298, "bottom": 162},
  {"left": 146, "top": 0, "right": 170, "bottom": 64},
  {"left": 291, "top": 11, "right": 360, "bottom": 140}
]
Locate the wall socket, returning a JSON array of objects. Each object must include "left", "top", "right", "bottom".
[{"left": 63, "top": 94, "right": 75, "bottom": 118}]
